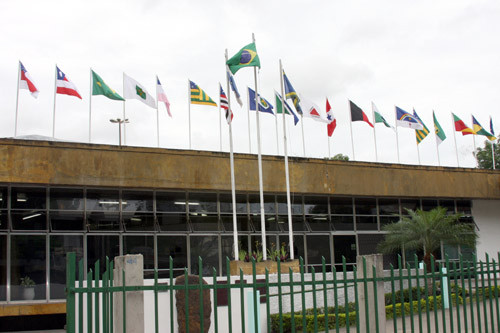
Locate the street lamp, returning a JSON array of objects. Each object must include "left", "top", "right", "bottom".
[{"left": 109, "top": 118, "right": 129, "bottom": 147}]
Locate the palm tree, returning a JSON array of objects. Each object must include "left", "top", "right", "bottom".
[{"left": 378, "top": 207, "right": 478, "bottom": 270}]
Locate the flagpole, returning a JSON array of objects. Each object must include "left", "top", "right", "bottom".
[
  {"left": 349, "top": 100, "right": 356, "bottom": 160},
  {"left": 123, "top": 72, "right": 127, "bottom": 145},
  {"left": 253, "top": 33, "right": 267, "bottom": 261},
  {"left": 433, "top": 111, "right": 441, "bottom": 166},
  {"left": 300, "top": 115, "right": 306, "bottom": 156},
  {"left": 451, "top": 113, "right": 460, "bottom": 167},
  {"left": 394, "top": 106, "right": 400, "bottom": 163},
  {"left": 15, "top": 61, "right": 21, "bottom": 137},
  {"left": 275, "top": 108, "right": 280, "bottom": 155},
  {"left": 219, "top": 87, "right": 222, "bottom": 152},
  {"left": 372, "top": 105, "right": 378, "bottom": 162},
  {"left": 89, "top": 68, "right": 92, "bottom": 143},
  {"left": 492, "top": 141, "right": 496, "bottom": 170},
  {"left": 52, "top": 64, "right": 57, "bottom": 138},
  {"left": 226, "top": 49, "right": 239, "bottom": 260},
  {"left": 416, "top": 138, "right": 421, "bottom": 165},
  {"left": 327, "top": 136, "right": 331, "bottom": 159},
  {"left": 156, "top": 76, "right": 160, "bottom": 148},
  {"left": 188, "top": 79, "right": 192, "bottom": 149}
]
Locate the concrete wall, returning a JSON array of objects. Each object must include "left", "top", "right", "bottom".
[
  {"left": 0, "top": 138, "right": 499, "bottom": 199},
  {"left": 473, "top": 199, "right": 500, "bottom": 260}
]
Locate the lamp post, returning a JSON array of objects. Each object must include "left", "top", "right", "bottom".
[{"left": 109, "top": 118, "right": 129, "bottom": 147}]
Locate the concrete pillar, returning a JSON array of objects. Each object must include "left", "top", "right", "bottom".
[
  {"left": 357, "top": 254, "right": 386, "bottom": 333},
  {"left": 113, "top": 254, "right": 144, "bottom": 333}
]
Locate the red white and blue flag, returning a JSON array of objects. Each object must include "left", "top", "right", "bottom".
[
  {"left": 326, "top": 98, "right": 336, "bottom": 137},
  {"left": 56, "top": 66, "right": 82, "bottom": 99},
  {"left": 156, "top": 76, "right": 172, "bottom": 117},
  {"left": 19, "top": 61, "right": 39, "bottom": 98},
  {"left": 220, "top": 84, "right": 233, "bottom": 124}
]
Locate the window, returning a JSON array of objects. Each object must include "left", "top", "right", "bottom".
[
  {"left": 219, "top": 193, "right": 247, "bottom": 214},
  {"left": 277, "top": 195, "right": 302, "bottom": 215},
  {"left": 123, "top": 236, "right": 155, "bottom": 278},
  {"left": 190, "top": 236, "right": 219, "bottom": 276},
  {"left": 307, "top": 235, "right": 331, "bottom": 272},
  {"left": 49, "top": 188, "right": 84, "bottom": 210},
  {"left": 156, "top": 192, "right": 187, "bottom": 213},
  {"left": 11, "top": 235, "right": 46, "bottom": 300},
  {"left": 11, "top": 187, "right": 47, "bottom": 230},
  {"left": 87, "top": 235, "right": 119, "bottom": 273},
  {"left": 50, "top": 235, "right": 83, "bottom": 299},
  {"left": 122, "top": 191, "right": 153, "bottom": 212},
  {"left": 157, "top": 236, "right": 187, "bottom": 277},
  {"left": 187, "top": 192, "right": 217, "bottom": 213},
  {"left": 0, "top": 235, "right": 5, "bottom": 301},
  {"left": 355, "top": 198, "right": 377, "bottom": 231},
  {"left": 304, "top": 196, "right": 328, "bottom": 215},
  {"left": 86, "top": 189, "right": 120, "bottom": 212},
  {"left": 249, "top": 194, "right": 276, "bottom": 214},
  {"left": 157, "top": 213, "right": 188, "bottom": 231},
  {"left": 333, "top": 236, "right": 356, "bottom": 271}
]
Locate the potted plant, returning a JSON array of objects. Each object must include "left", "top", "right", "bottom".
[{"left": 20, "top": 276, "right": 35, "bottom": 300}]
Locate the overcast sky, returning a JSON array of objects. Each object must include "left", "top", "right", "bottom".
[{"left": 1, "top": 0, "right": 499, "bottom": 168}]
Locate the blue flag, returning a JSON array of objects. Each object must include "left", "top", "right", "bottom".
[
  {"left": 275, "top": 91, "right": 299, "bottom": 125},
  {"left": 395, "top": 106, "right": 423, "bottom": 130},
  {"left": 248, "top": 87, "right": 274, "bottom": 115},
  {"left": 283, "top": 72, "right": 302, "bottom": 115},
  {"left": 226, "top": 65, "right": 243, "bottom": 107},
  {"left": 490, "top": 116, "right": 495, "bottom": 136}
]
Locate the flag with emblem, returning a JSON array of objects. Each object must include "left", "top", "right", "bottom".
[
  {"left": 91, "top": 70, "right": 124, "bottom": 101},
  {"left": 372, "top": 102, "right": 394, "bottom": 130},
  {"left": 301, "top": 95, "right": 329, "bottom": 123},
  {"left": 220, "top": 84, "right": 233, "bottom": 124},
  {"left": 226, "top": 42, "right": 261, "bottom": 74},
  {"left": 123, "top": 73, "right": 156, "bottom": 108},
  {"left": 283, "top": 72, "right": 302, "bottom": 115},
  {"left": 413, "top": 109, "right": 430, "bottom": 144},
  {"left": 472, "top": 115, "right": 496, "bottom": 141},
  {"left": 248, "top": 87, "right": 274, "bottom": 115},
  {"left": 226, "top": 65, "right": 243, "bottom": 107},
  {"left": 56, "top": 66, "right": 82, "bottom": 99},
  {"left": 453, "top": 113, "right": 475, "bottom": 136},
  {"left": 275, "top": 91, "right": 299, "bottom": 125},
  {"left": 156, "top": 76, "right": 171, "bottom": 117},
  {"left": 396, "top": 106, "right": 423, "bottom": 129},
  {"left": 433, "top": 111, "right": 446, "bottom": 145},
  {"left": 326, "top": 98, "right": 337, "bottom": 137},
  {"left": 19, "top": 61, "right": 39, "bottom": 98},
  {"left": 190, "top": 80, "right": 217, "bottom": 106}
]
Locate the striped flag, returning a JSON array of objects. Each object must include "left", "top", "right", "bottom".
[
  {"left": 433, "top": 111, "right": 446, "bottom": 145},
  {"left": 226, "top": 66, "right": 242, "bottom": 107},
  {"left": 413, "top": 109, "right": 429, "bottom": 144},
  {"left": 156, "top": 76, "right": 172, "bottom": 117},
  {"left": 56, "top": 66, "right": 82, "bottom": 99},
  {"left": 190, "top": 80, "right": 217, "bottom": 106},
  {"left": 220, "top": 84, "right": 233, "bottom": 124},
  {"left": 19, "top": 61, "right": 39, "bottom": 98}
]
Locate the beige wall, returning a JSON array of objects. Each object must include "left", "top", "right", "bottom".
[{"left": 0, "top": 139, "right": 499, "bottom": 199}]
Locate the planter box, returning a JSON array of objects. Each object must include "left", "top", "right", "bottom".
[{"left": 229, "top": 260, "right": 300, "bottom": 276}]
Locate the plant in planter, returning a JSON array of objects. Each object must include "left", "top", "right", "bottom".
[
  {"left": 267, "top": 242, "right": 289, "bottom": 262},
  {"left": 20, "top": 276, "right": 35, "bottom": 300},
  {"left": 238, "top": 241, "right": 264, "bottom": 263}
]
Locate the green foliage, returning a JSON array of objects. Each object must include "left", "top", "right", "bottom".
[
  {"left": 475, "top": 286, "right": 500, "bottom": 299},
  {"left": 20, "top": 276, "right": 35, "bottom": 287},
  {"left": 474, "top": 139, "right": 499, "bottom": 169},
  {"left": 329, "top": 153, "right": 349, "bottom": 161},
  {"left": 384, "top": 286, "right": 428, "bottom": 305},
  {"left": 270, "top": 312, "right": 357, "bottom": 333},
  {"left": 267, "top": 242, "right": 290, "bottom": 262},
  {"left": 385, "top": 294, "right": 463, "bottom": 319}
]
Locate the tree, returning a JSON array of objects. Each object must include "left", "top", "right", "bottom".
[
  {"left": 475, "top": 139, "right": 499, "bottom": 169},
  {"left": 329, "top": 153, "right": 349, "bottom": 161},
  {"left": 378, "top": 207, "right": 478, "bottom": 269}
]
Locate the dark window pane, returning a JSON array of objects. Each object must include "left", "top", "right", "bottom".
[
  {"left": 439, "top": 200, "right": 455, "bottom": 214},
  {"left": 306, "top": 215, "right": 331, "bottom": 231},
  {"left": 219, "top": 193, "right": 247, "bottom": 214},
  {"left": 356, "top": 215, "right": 378, "bottom": 231},
  {"left": 157, "top": 236, "right": 187, "bottom": 277},
  {"left": 87, "top": 212, "right": 120, "bottom": 231},
  {"left": 334, "top": 235, "right": 356, "bottom": 270},
  {"left": 380, "top": 215, "right": 400, "bottom": 227},
  {"left": 86, "top": 189, "right": 120, "bottom": 211},
  {"left": 378, "top": 198, "right": 399, "bottom": 215},
  {"left": 50, "top": 211, "right": 84, "bottom": 231},
  {"left": 11, "top": 187, "right": 46, "bottom": 209},
  {"left": 456, "top": 200, "right": 472, "bottom": 215},
  {"left": 443, "top": 244, "right": 459, "bottom": 260},
  {"left": 304, "top": 196, "right": 328, "bottom": 215},
  {"left": 278, "top": 235, "right": 305, "bottom": 262},
  {"left": 49, "top": 188, "right": 84, "bottom": 210},
  {"left": 355, "top": 198, "right": 376, "bottom": 215},
  {"left": 401, "top": 198, "right": 420, "bottom": 213},
  {"left": 188, "top": 192, "right": 217, "bottom": 213},
  {"left": 190, "top": 214, "right": 219, "bottom": 231},
  {"left": 0, "top": 211, "right": 7, "bottom": 230},
  {"left": 249, "top": 194, "right": 275, "bottom": 214},
  {"left": 331, "top": 215, "right": 354, "bottom": 231},
  {"left": 330, "top": 197, "right": 353, "bottom": 214},
  {"left": 422, "top": 199, "right": 438, "bottom": 211},
  {"left": 11, "top": 235, "right": 46, "bottom": 300},
  {"left": 307, "top": 235, "right": 331, "bottom": 271},
  {"left": 156, "top": 192, "right": 187, "bottom": 212},
  {"left": 157, "top": 213, "right": 188, "bottom": 231},
  {"left": 123, "top": 236, "right": 155, "bottom": 271},
  {"left": 221, "top": 215, "right": 252, "bottom": 232},
  {"left": 190, "top": 236, "right": 219, "bottom": 276},
  {"left": 11, "top": 211, "right": 47, "bottom": 230},
  {"left": 0, "top": 235, "right": 5, "bottom": 301},
  {"left": 122, "top": 191, "right": 153, "bottom": 212},
  {"left": 87, "top": 235, "right": 120, "bottom": 273},
  {"left": 50, "top": 235, "right": 83, "bottom": 299},
  {"left": 251, "top": 214, "right": 279, "bottom": 232},
  {"left": 358, "top": 234, "right": 397, "bottom": 269},
  {"left": 279, "top": 215, "right": 308, "bottom": 232},
  {"left": 122, "top": 212, "right": 155, "bottom": 231},
  {"left": 0, "top": 187, "right": 7, "bottom": 209},
  {"left": 277, "top": 195, "right": 303, "bottom": 215}
]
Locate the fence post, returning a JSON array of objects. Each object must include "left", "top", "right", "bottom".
[
  {"left": 66, "top": 252, "right": 76, "bottom": 333},
  {"left": 357, "top": 254, "right": 386, "bottom": 333},
  {"left": 113, "top": 254, "right": 144, "bottom": 333}
]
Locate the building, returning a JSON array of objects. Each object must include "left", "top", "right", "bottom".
[{"left": 0, "top": 138, "right": 498, "bottom": 327}]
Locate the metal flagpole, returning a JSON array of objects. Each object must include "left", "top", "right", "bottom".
[
  {"left": 416, "top": 138, "right": 421, "bottom": 165},
  {"left": 188, "top": 79, "right": 192, "bottom": 149},
  {"left": 225, "top": 49, "right": 239, "bottom": 260},
  {"left": 349, "top": 100, "right": 355, "bottom": 160},
  {"left": 15, "top": 61, "right": 21, "bottom": 137},
  {"left": 300, "top": 116, "right": 306, "bottom": 157},
  {"left": 52, "top": 64, "right": 57, "bottom": 138},
  {"left": 275, "top": 108, "right": 280, "bottom": 155},
  {"left": 89, "top": 68, "right": 92, "bottom": 143},
  {"left": 327, "top": 136, "right": 331, "bottom": 159},
  {"left": 433, "top": 111, "right": 441, "bottom": 166},
  {"left": 253, "top": 33, "right": 267, "bottom": 260},
  {"left": 280, "top": 60, "right": 294, "bottom": 260},
  {"left": 492, "top": 141, "right": 496, "bottom": 170},
  {"left": 372, "top": 105, "right": 378, "bottom": 162},
  {"left": 219, "top": 88, "right": 222, "bottom": 152},
  {"left": 123, "top": 72, "right": 127, "bottom": 145},
  {"left": 394, "top": 106, "right": 400, "bottom": 163},
  {"left": 156, "top": 76, "right": 160, "bottom": 148},
  {"left": 451, "top": 113, "right": 460, "bottom": 167}
]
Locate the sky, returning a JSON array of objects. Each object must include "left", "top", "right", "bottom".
[{"left": 1, "top": 0, "right": 499, "bottom": 168}]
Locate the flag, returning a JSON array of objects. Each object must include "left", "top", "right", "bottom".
[
  {"left": 226, "top": 65, "right": 243, "bottom": 107},
  {"left": 433, "top": 111, "right": 446, "bottom": 145},
  {"left": 220, "top": 84, "right": 233, "bottom": 124},
  {"left": 326, "top": 98, "right": 337, "bottom": 137},
  {"left": 490, "top": 116, "right": 495, "bottom": 137},
  {"left": 452, "top": 113, "right": 475, "bottom": 135},
  {"left": 413, "top": 109, "right": 430, "bottom": 144},
  {"left": 123, "top": 73, "right": 156, "bottom": 108},
  {"left": 350, "top": 100, "right": 374, "bottom": 127},
  {"left": 226, "top": 42, "right": 260, "bottom": 74},
  {"left": 472, "top": 115, "right": 496, "bottom": 141},
  {"left": 190, "top": 80, "right": 217, "bottom": 107},
  {"left": 283, "top": 72, "right": 302, "bottom": 115},
  {"left": 275, "top": 91, "right": 299, "bottom": 125},
  {"left": 300, "top": 95, "right": 329, "bottom": 123},
  {"left": 91, "top": 70, "right": 124, "bottom": 101},
  {"left": 372, "top": 102, "right": 394, "bottom": 130},
  {"left": 156, "top": 76, "right": 171, "bottom": 117},
  {"left": 395, "top": 106, "right": 423, "bottom": 129},
  {"left": 248, "top": 87, "right": 274, "bottom": 115},
  {"left": 19, "top": 61, "right": 39, "bottom": 98},
  {"left": 56, "top": 66, "right": 82, "bottom": 99}
]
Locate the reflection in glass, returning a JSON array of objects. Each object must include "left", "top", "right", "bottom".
[
  {"left": 278, "top": 234, "right": 305, "bottom": 261},
  {"left": 86, "top": 189, "right": 120, "bottom": 211},
  {"left": 11, "top": 235, "right": 46, "bottom": 300},
  {"left": 221, "top": 236, "right": 249, "bottom": 274},
  {"left": 189, "top": 214, "right": 219, "bottom": 231},
  {"left": 331, "top": 215, "right": 354, "bottom": 231},
  {"left": 0, "top": 187, "right": 7, "bottom": 209},
  {"left": 330, "top": 197, "right": 353, "bottom": 214},
  {"left": 400, "top": 198, "right": 420, "bottom": 213},
  {"left": 219, "top": 193, "right": 247, "bottom": 214},
  {"left": 122, "top": 212, "right": 155, "bottom": 231},
  {"left": 49, "top": 188, "right": 84, "bottom": 210},
  {"left": 279, "top": 215, "right": 308, "bottom": 232},
  {"left": 334, "top": 235, "right": 356, "bottom": 271},
  {"left": 156, "top": 192, "right": 187, "bottom": 212},
  {"left": 87, "top": 235, "right": 119, "bottom": 272},
  {"left": 306, "top": 215, "right": 330, "bottom": 231},
  {"left": 190, "top": 236, "right": 219, "bottom": 276},
  {"left": 307, "top": 235, "right": 331, "bottom": 271},
  {"left": 456, "top": 200, "right": 472, "bottom": 215},
  {"left": 122, "top": 191, "right": 153, "bottom": 212},
  {"left": 50, "top": 235, "right": 83, "bottom": 299},
  {"left": 358, "top": 234, "right": 396, "bottom": 269},
  {"left": 187, "top": 192, "right": 217, "bottom": 213},
  {"left": 439, "top": 200, "right": 455, "bottom": 214},
  {"left": 157, "top": 214, "right": 188, "bottom": 231},
  {"left": 277, "top": 195, "right": 303, "bottom": 215},
  {"left": 50, "top": 211, "right": 84, "bottom": 231},
  {"left": 221, "top": 215, "right": 251, "bottom": 232},
  {"left": 11, "top": 211, "right": 47, "bottom": 230},
  {"left": 249, "top": 194, "right": 276, "bottom": 214},
  {"left": 378, "top": 198, "right": 399, "bottom": 215},
  {"left": 251, "top": 214, "right": 279, "bottom": 232},
  {"left": 123, "top": 236, "right": 155, "bottom": 272},
  {"left": 422, "top": 199, "right": 438, "bottom": 212},
  {"left": 157, "top": 236, "right": 187, "bottom": 273},
  {"left": 354, "top": 198, "right": 377, "bottom": 215},
  {"left": 0, "top": 235, "right": 5, "bottom": 301},
  {"left": 304, "top": 196, "right": 328, "bottom": 214},
  {"left": 356, "top": 215, "right": 378, "bottom": 231},
  {"left": 0, "top": 211, "right": 7, "bottom": 230},
  {"left": 87, "top": 212, "right": 120, "bottom": 231},
  {"left": 11, "top": 187, "right": 46, "bottom": 209}
]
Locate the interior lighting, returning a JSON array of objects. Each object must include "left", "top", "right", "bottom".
[{"left": 23, "top": 213, "right": 42, "bottom": 220}]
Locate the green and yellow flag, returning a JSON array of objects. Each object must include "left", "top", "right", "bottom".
[
  {"left": 91, "top": 70, "right": 124, "bottom": 101},
  {"left": 189, "top": 80, "right": 217, "bottom": 106},
  {"left": 226, "top": 42, "right": 260, "bottom": 74},
  {"left": 413, "top": 109, "right": 429, "bottom": 144}
]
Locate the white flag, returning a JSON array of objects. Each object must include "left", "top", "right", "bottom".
[
  {"left": 299, "top": 94, "right": 329, "bottom": 123},
  {"left": 123, "top": 73, "right": 156, "bottom": 108}
]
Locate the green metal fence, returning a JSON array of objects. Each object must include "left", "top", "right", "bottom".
[{"left": 66, "top": 252, "right": 500, "bottom": 332}]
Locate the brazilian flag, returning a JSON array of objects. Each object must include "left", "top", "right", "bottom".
[
  {"left": 91, "top": 70, "right": 124, "bottom": 101},
  {"left": 226, "top": 42, "right": 261, "bottom": 74}
]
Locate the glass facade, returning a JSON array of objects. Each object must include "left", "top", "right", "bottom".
[{"left": 0, "top": 184, "right": 475, "bottom": 303}]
